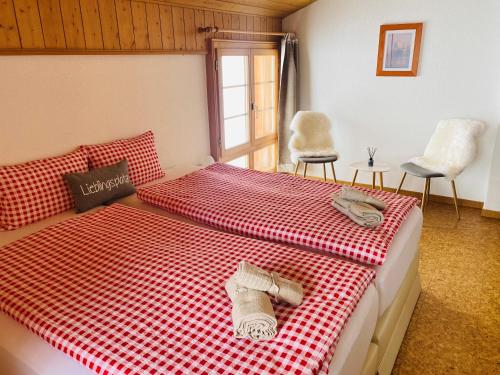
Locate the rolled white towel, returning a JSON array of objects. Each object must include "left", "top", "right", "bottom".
[
  {"left": 225, "top": 275, "right": 277, "bottom": 341},
  {"left": 234, "top": 261, "right": 304, "bottom": 306},
  {"left": 332, "top": 193, "right": 384, "bottom": 228},
  {"left": 339, "top": 186, "right": 387, "bottom": 210}
]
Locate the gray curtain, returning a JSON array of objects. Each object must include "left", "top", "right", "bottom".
[{"left": 278, "top": 34, "right": 299, "bottom": 172}]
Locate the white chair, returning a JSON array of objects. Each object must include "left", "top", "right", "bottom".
[
  {"left": 288, "top": 111, "right": 339, "bottom": 182},
  {"left": 396, "top": 119, "right": 485, "bottom": 219}
]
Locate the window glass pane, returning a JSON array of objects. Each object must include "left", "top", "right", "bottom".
[
  {"left": 221, "top": 54, "right": 249, "bottom": 150},
  {"left": 223, "top": 86, "right": 248, "bottom": 119},
  {"left": 254, "top": 144, "right": 276, "bottom": 171},
  {"left": 253, "top": 55, "right": 276, "bottom": 140},
  {"left": 227, "top": 155, "right": 249, "bottom": 168},
  {"left": 254, "top": 55, "right": 276, "bottom": 83},
  {"left": 221, "top": 56, "right": 247, "bottom": 87},
  {"left": 254, "top": 82, "right": 275, "bottom": 112},
  {"left": 254, "top": 80, "right": 275, "bottom": 139},
  {"left": 224, "top": 116, "right": 249, "bottom": 149},
  {"left": 255, "top": 108, "right": 276, "bottom": 139}
]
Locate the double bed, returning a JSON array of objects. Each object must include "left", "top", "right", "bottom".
[{"left": 1, "top": 160, "right": 422, "bottom": 375}]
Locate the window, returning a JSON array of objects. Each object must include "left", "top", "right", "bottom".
[{"left": 207, "top": 40, "right": 279, "bottom": 172}]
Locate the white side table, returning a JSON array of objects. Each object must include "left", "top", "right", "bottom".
[{"left": 350, "top": 161, "right": 391, "bottom": 190}]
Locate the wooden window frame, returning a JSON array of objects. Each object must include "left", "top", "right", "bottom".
[{"left": 206, "top": 39, "right": 279, "bottom": 169}]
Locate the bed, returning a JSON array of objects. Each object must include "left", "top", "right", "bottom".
[
  {"left": 0, "top": 161, "right": 421, "bottom": 375},
  {"left": 131, "top": 163, "right": 423, "bottom": 374},
  {"left": 1, "top": 203, "right": 378, "bottom": 375},
  {"left": 1, "top": 163, "right": 421, "bottom": 319}
]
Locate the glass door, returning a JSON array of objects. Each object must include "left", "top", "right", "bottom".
[{"left": 217, "top": 47, "right": 278, "bottom": 171}]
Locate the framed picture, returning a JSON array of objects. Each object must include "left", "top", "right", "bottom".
[{"left": 376, "top": 23, "right": 423, "bottom": 76}]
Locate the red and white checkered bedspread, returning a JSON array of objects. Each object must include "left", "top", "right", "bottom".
[
  {"left": 1, "top": 204, "right": 375, "bottom": 375},
  {"left": 137, "top": 164, "right": 419, "bottom": 266}
]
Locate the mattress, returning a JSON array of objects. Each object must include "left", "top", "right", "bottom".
[
  {"left": 1, "top": 203, "right": 376, "bottom": 375},
  {"left": 0, "top": 285, "right": 378, "bottom": 375}
]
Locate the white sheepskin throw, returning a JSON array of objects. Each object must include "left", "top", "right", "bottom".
[
  {"left": 288, "top": 111, "right": 338, "bottom": 163},
  {"left": 411, "top": 119, "right": 485, "bottom": 180}
]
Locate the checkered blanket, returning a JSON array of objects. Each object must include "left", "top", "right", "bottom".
[
  {"left": 137, "top": 164, "right": 419, "bottom": 266},
  {"left": 0, "top": 204, "right": 375, "bottom": 375}
]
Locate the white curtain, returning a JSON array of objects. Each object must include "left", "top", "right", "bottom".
[{"left": 277, "top": 34, "right": 299, "bottom": 172}]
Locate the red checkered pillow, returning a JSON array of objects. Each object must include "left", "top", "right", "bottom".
[
  {"left": 83, "top": 131, "right": 164, "bottom": 185},
  {"left": 0, "top": 149, "right": 89, "bottom": 230}
]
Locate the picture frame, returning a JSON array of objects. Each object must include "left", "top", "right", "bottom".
[{"left": 376, "top": 23, "right": 423, "bottom": 76}]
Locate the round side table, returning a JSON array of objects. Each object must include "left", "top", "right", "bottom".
[{"left": 350, "top": 161, "right": 391, "bottom": 190}]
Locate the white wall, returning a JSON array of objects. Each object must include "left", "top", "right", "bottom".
[
  {"left": 284, "top": 0, "right": 500, "bottom": 203},
  {"left": 0, "top": 55, "right": 210, "bottom": 168}
]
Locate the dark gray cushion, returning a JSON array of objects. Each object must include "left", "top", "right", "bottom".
[
  {"left": 298, "top": 155, "right": 338, "bottom": 163},
  {"left": 64, "top": 159, "right": 136, "bottom": 213},
  {"left": 400, "top": 162, "right": 445, "bottom": 178}
]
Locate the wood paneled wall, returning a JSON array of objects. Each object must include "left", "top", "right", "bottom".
[{"left": 0, "top": 0, "right": 282, "bottom": 54}]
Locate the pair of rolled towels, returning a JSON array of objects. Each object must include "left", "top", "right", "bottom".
[
  {"left": 332, "top": 186, "right": 387, "bottom": 228},
  {"left": 225, "top": 261, "right": 303, "bottom": 341}
]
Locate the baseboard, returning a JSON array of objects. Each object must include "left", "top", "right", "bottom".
[
  {"left": 288, "top": 173, "right": 484, "bottom": 210},
  {"left": 481, "top": 209, "right": 500, "bottom": 219},
  {"left": 388, "top": 186, "right": 482, "bottom": 209},
  {"left": 336, "top": 178, "right": 484, "bottom": 209}
]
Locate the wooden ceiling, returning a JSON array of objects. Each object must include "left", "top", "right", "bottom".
[
  {"left": 159, "top": 0, "right": 316, "bottom": 17},
  {"left": 0, "top": 0, "right": 309, "bottom": 55}
]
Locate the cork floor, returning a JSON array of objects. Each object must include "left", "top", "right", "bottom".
[{"left": 391, "top": 202, "right": 500, "bottom": 374}]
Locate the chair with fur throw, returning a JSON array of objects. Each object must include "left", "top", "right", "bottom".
[
  {"left": 396, "top": 118, "right": 485, "bottom": 219},
  {"left": 288, "top": 111, "right": 339, "bottom": 182}
]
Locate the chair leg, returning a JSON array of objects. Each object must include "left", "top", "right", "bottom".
[
  {"left": 303, "top": 163, "right": 308, "bottom": 178},
  {"left": 351, "top": 170, "right": 358, "bottom": 186},
  {"left": 330, "top": 162, "right": 337, "bottom": 183},
  {"left": 322, "top": 163, "right": 327, "bottom": 181},
  {"left": 451, "top": 180, "right": 460, "bottom": 220},
  {"left": 421, "top": 178, "right": 429, "bottom": 213},
  {"left": 294, "top": 161, "right": 300, "bottom": 176},
  {"left": 396, "top": 172, "right": 407, "bottom": 194},
  {"left": 425, "top": 178, "right": 431, "bottom": 208}
]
